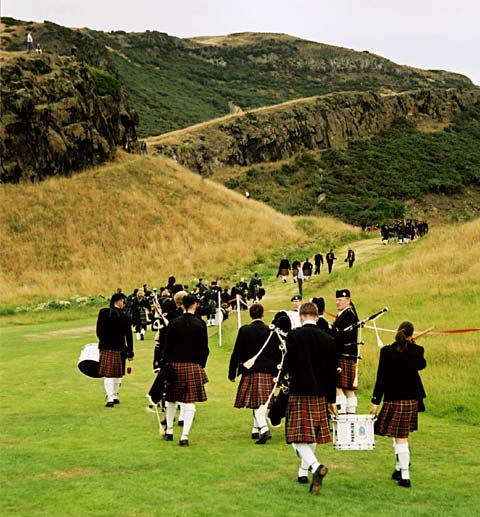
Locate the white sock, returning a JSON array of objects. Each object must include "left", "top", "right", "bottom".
[
  {"left": 336, "top": 394, "right": 347, "bottom": 414},
  {"left": 113, "top": 378, "right": 121, "bottom": 399},
  {"left": 136, "top": 332, "right": 141, "bottom": 340},
  {"left": 254, "top": 408, "right": 268, "bottom": 433},
  {"left": 393, "top": 439, "right": 400, "bottom": 471},
  {"left": 294, "top": 443, "right": 320, "bottom": 472},
  {"left": 395, "top": 442, "right": 410, "bottom": 479},
  {"left": 181, "top": 403, "right": 196, "bottom": 440},
  {"left": 178, "top": 403, "right": 185, "bottom": 422},
  {"left": 141, "top": 328, "right": 145, "bottom": 335},
  {"left": 252, "top": 412, "right": 259, "bottom": 434},
  {"left": 346, "top": 395, "right": 357, "bottom": 414},
  {"left": 165, "top": 401, "right": 176, "bottom": 434},
  {"left": 104, "top": 378, "right": 115, "bottom": 401}
]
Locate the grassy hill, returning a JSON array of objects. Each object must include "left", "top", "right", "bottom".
[
  {"left": 1, "top": 18, "right": 475, "bottom": 136},
  {"left": 0, "top": 152, "right": 360, "bottom": 305}
]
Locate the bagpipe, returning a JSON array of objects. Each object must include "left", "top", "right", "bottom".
[
  {"left": 145, "top": 362, "right": 173, "bottom": 437},
  {"left": 241, "top": 310, "right": 296, "bottom": 426}
]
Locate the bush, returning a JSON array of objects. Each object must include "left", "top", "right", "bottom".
[{"left": 87, "top": 66, "right": 122, "bottom": 101}]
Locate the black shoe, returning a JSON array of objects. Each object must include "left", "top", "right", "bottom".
[
  {"left": 310, "top": 465, "right": 328, "bottom": 495},
  {"left": 251, "top": 432, "right": 260, "bottom": 440},
  {"left": 179, "top": 439, "right": 189, "bottom": 447},
  {"left": 255, "top": 430, "right": 272, "bottom": 444},
  {"left": 391, "top": 470, "right": 401, "bottom": 481},
  {"left": 398, "top": 478, "right": 411, "bottom": 488},
  {"left": 297, "top": 476, "right": 309, "bottom": 484},
  {"left": 178, "top": 420, "right": 184, "bottom": 427},
  {"left": 113, "top": 398, "right": 120, "bottom": 405},
  {"left": 163, "top": 433, "right": 173, "bottom": 441},
  {"left": 141, "top": 335, "right": 144, "bottom": 340},
  {"left": 105, "top": 401, "right": 115, "bottom": 408}
]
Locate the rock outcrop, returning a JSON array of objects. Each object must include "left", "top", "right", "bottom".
[
  {"left": 152, "top": 88, "right": 480, "bottom": 175},
  {"left": 0, "top": 52, "right": 137, "bottom": 183}
]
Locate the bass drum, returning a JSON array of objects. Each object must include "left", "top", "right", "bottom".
[
  {"left": 78, "top": 343, "right": 102, "bottom": 378},
  {"left": 271, "top": 310, "right": 300, "bottom": 333}
]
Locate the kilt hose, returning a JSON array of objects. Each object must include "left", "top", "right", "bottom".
[
  {"left": 285, "top": 395, "right": 331, "bottom": 444},
  {"left": 375, "top": 400, "right": 418, "bottom": 438},
  {"left": 165, "top": 362, "right": 208, "bottom": 403},
  {"left": 98, "top": 349, "right": 125, "bottom": 378},
  {"left": 234, "top": 372, "right": 275, "bottom": 409},
  {"left": 337, "top": 357, "right": 358, "bottom": 390}
]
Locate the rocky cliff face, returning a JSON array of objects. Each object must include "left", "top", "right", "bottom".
[
  {"left": 152, "top": 88, "right": 480, "bottom": 175},
  {"left": 0, "top": 52, "right": 137, "bottom": 183}
]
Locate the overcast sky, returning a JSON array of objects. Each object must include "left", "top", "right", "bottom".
[{"left": 3, "top": 0, "right": 479, "bottom": 85}]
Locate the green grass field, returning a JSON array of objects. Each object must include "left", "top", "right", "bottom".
[{"left": 2, "top": 225, "right": 480, "bottom": 516}]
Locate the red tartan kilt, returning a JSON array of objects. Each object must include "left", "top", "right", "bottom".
[
  {"left": 337, "top": 357, "right": 357, "bottom": 390},
  {"left": 285, "top": 395, "right": 331, "bottom": 444},
  {"left": 165, "top": 362, "right": 208, "bottom": 403},
  {"left": 375, "top": 400, "right": 418, "bottom": 438},
  {"left": 234, "top": 372, "right": 274, "bottom": 409},
  {"left": 98, "top": 349, "right": 124, "bottom": 377},
  {"left": 280, "top": 268, "right": 289, "bottom": 276}
]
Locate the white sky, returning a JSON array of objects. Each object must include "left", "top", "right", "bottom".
[{"left": 2, "top": 0, "right": 479, "bottom": 85}]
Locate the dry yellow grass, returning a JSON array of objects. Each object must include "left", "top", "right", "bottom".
[{"left": 0, "top": 152, "right": 356, "bottom": 304}]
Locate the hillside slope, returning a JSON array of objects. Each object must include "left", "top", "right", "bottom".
[
  {"left": 1, "top": 19, "right": 475, "bottom": 136},
  {"left": 0, "top": 153, "right": 359, "bottom": 304}
]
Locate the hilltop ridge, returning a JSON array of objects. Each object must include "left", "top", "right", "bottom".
[{"left": 1, "top": 18, "right": 475, "bottom": 136}]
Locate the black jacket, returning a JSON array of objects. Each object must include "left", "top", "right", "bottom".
[
  {"left": 371, "top": 342, "right": 427, "bottom": 407},
  {"left": 228, "top": 320, "right": 281, "bottom": 380},
  {"left": 332, "top": 307, "right": 359, "bottom": 360},
  {"left": 164, "top": 313, "right": 209, "bottom": 368},
  {"left": 96, "top": 307, "right": 134, "bottom": 357},
  {"left": 283, "top": 322, "right": 337, "bottom": 402}
]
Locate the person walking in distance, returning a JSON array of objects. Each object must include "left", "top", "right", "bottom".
[
  {"left": 283, "top": 302, "right": 337, "bottom": 494},
  {"left": 370, "top": 321, "right": 427, "bottom": 488},
  {"left": 277, "top": 256, "right": 291, "bottom": 283},
  {"left": 332, "top": 289, "right": 359, "bottom": 415},
  {"left": 163, "top": 294, "right": 209, "bottom": 446},
  {"left": 345, "top": 248, "right": 355, "bottom": 268},
  {"left": 314, "top": 253, "right": 324, "bottom": 275},
  {"left": 96, "top": 292, "right": 134, "bottom": 407},
  {"left": 326, "top": 249, "right": 336, "bottom": 274},
  {"left": 228, "top": 304, "right": 280, "bottom": 444}
]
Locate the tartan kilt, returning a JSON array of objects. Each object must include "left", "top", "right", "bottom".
[
  {"left": 337, "top": 357, "right": 358, "bottom": 390},
  {"left": 234, "top": 372, "right": 274, "bottom": 409},
  {"left": 98, "top": 349, "right": 124, "bottom": 377},
  {"left": 165, "top": 362, "right": 208, "bottom": 403},
  {"left": 285, "top": 395, "right": 331, "bottom": 444},
  {"left": 375, "top": 400, "right": 418, "bottom": 438},
  {"left": 280, "top": 268, "right": 289, "bottom": 276}
]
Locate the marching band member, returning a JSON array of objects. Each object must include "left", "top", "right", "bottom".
[
  {"left": 332, "top": 289, "right": 359, "bottom": 414},
  {"left": 370, "top": 321, "right": 427, "bottom": 488},
  {"left": 228, "top": 304, "right": 281, "bottom": 444},
  {"left": 289, "top": 294, "right": 302, "bottom": 329},
  {"left": 163, "top": 294, "right": 209, "bottom": 446},
  {"left": 283, "top": 302, "right": 337, "bottom": 494},
  {"left": 96, "top": 292, "right": 134, "bottom": 407}
]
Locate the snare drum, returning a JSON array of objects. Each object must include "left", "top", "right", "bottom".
[
  {"left": 78, "top": 343, "right": 102, "bottom": 378},
  {"left": 271, "top": 310, "right": 301, "bottom": 333},
  {"left": 331, "top": 414, "right": 376, "bottom": 450}
]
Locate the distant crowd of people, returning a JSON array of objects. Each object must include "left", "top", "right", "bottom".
[{"left": 380, "top": 220, "right": 429, "bottom": 244}]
